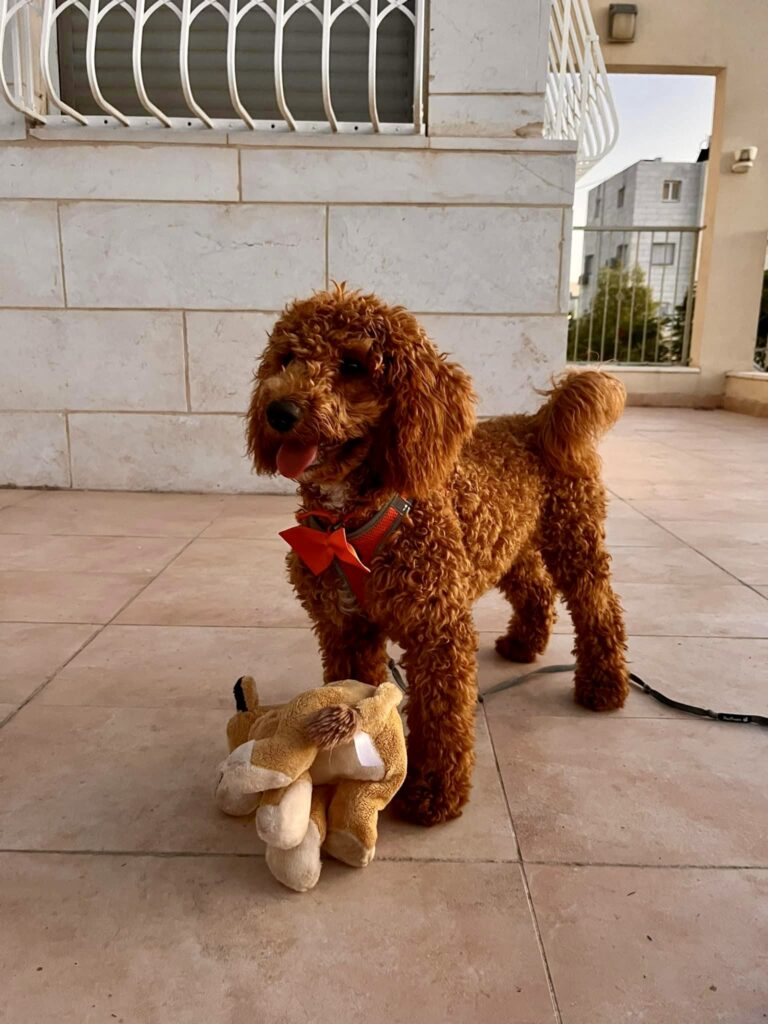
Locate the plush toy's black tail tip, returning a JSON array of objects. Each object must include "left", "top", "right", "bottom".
[{"left": 233, "top": 677, "right": 248, "bottom": 712}]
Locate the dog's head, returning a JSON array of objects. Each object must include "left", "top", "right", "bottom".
[{"left": 246, "top": 286, "right": 476, "bottom": 497}]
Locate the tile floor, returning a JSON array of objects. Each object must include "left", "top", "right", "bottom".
[{"left": 1, "top": 407, "right": 767, "bottom": 1024}]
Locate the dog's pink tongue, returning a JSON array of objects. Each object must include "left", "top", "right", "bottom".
[{"left": 276, "top": 441, "right": 318, "bottom": 479}]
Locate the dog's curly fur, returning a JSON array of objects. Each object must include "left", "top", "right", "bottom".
[{"left": 246, "top": 285, "right": 629, "bottom": 826}]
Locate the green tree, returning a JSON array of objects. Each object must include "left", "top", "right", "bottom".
[{"left": 569, "top": 265, "right": 660, "bottom": 363}]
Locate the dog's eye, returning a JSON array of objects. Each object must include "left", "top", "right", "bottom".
[
  {"left": 280, "top": 352, "right": 295, "bottom": 369},
  {"left": 339, "top": 356, "right": 365, "bottom": 377}
]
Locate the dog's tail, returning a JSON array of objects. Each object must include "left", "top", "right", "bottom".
[{"left": 531, "top": 370, "right": 625, "bottom": 476}]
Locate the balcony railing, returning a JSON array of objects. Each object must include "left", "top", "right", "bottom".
[
  {"left": 0, "top": 0, "right": 424, "bottom": 132},
  {"left": 569, "top": 225, "right": 703, "bottom": 365},
  {"left": 545, "top": 0, "right": 618, "bottom": 176}
]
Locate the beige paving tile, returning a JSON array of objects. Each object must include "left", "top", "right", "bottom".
[
  {"left": 0, "top": 490, "right": 226, "bottom": 537},
  {"left": 479, "top": 634, "right": 768, "bottom": 720},
  {"left": 0, "top": 489, "right": 38, "bottom": 510},
  {"left": 528, "top": 865, "right": 768, "bottom": 1024},
  {"left": 0, "top": 571, "right": 148, "bottom": 624},
  {"left": 485, "top": 712, "right": 768, "bottom": 865},
  {"left": 605, "top": 518, "right": 680, "bottom": 548},
  {"left": 0, "top": 534, "right": 187, "bottom": 574},
  {"left": 0, "top": 704, "right": 16, "bottom": 725},
  {"left": 40, "top": 625, "right": 325, "bottom": 708},
  {"left": 0, "top": 854, "right": 556, "bottom": 1024},
  {"left": 661, "top": 519, "right": 768, "bottom": 549},
  {"left": 697, "top": 547, "right": 768, "bottom": 586},
  {"left": 0, "top": 705, "right": 254, "bottom": 853},
  {"left": 116, "top": 567, "right": 307, "bottom": 628},
  {"left": 632, "top": 496, "right": 768, "bottom": 522},
  {"left": 171, "top": 538, "right": 286, "bottom": 574},
  {"left": 609, "top": 546, "right": 733, "bottom": 585},
  {"left": 379, "top": 713, "right": 517, "bottom": 862},
  {"left": 0, "top": 622, "right": 98, "bottom": 703},
  {"left": 474, "top": 589, "right": 572, "bottom": 635},
  {"left": 200, "top": 493, "right": 299, "bottom": 539},
  {"left": 619, "top": 583, "right": 768, "bottom": 637}
]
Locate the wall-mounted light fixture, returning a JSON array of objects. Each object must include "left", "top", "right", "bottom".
[
  {"left": 608, "top": 3, "right": 638, "bottom": 42},
  {"left": 732, "top": 147, "right": 758, "bottom": 174}
]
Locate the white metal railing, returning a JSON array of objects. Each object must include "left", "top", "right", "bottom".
[
  {"left": 545, "top": 0, "right": 618, "bottom": 176},
  {"left": 0, "top": 0, "right": 424, "bottom": 132}
]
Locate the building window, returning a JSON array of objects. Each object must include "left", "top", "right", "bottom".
[
  {"left": 615, "top": 243, "right": 629, "bottom": 266},
  {"left": 40, "top": 0, "right": 422, "bottom": 130},
  {"left": 651, "top": 242, "right": 676, "bottom": 266},
  {"left": 594, "top": 195, "right": 602, "bottom": 217},
  {"left": 617, "top": 186, "right": 625, "bottom": 208},
  {"left": 662, "top": 179, "right": 682, "bottom": 202},
  {"left": 580, "top": 254, "right": 594, "bottom": 285}
]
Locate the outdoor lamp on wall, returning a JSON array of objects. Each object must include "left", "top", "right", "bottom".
[
  {"left": 608, "top": 3, "right": 638, "bottom": 42},
  {"left": 731, "top": 147, "right": 758, "bottom": 173}
]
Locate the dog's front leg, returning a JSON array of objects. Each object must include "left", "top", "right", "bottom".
[{"left": 395, "top": 610, "right": 479, "bottom": 826}]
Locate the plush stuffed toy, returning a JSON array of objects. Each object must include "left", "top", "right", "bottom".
[{"left": 215, "top": 676, "right": 407, "bottom": 892}]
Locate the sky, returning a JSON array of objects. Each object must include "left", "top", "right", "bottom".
[{"left": 569, "top": 73, "right": 716, "bottom": 285}]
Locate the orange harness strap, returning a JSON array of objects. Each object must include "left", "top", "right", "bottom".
[{"left": 279, "top": 495, "right": 413, "bottom": 607}]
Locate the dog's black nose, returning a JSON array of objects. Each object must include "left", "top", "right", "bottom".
[{"left": 266, "top": 399, "right": 302, "bottom": 433}]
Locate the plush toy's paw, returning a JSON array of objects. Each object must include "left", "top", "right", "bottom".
[
  {"left": 265, "top": 821, "right": 323, "bottom": 893},
  {"left": 324, "top": 829, "right": 375, "bottom": 868},
  {"left": 215, "top": 741, "right": 292, "bottom": 817},
  {"left": 394, "top": 772, "right": 465, "bottom": 827},
  {"left": 256, "top": 776, "right": 313, "bottom": 850}
]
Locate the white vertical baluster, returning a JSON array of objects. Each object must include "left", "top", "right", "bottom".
[
  {"left": 133, "top": 0, "right": 172, "bottom": 124},
  {"left": 180, "top": 0, "right": 214, "bottom": 126},
  {"left": 86, "top": 0, "right": 130, "bottom": 123},
  {"left": 320, "top": 0, "right": 336, "bottom": 129},
  {"left": 411, "top": 0, "right": 424, "bottom": 132},
  {"left": 40, "top": 0, "right": 88, "bottom": 122},
  {"left": 227, "top": 0, "right": 254, "bottom": 126},
  {"left": 273, "top": 0, "right": 295, "bottom": 129},
  {"left": 366, "top": 0, "right": 379, "bottom": 130}
]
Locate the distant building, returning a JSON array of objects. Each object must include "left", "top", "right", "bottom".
[{"left": 579, "top": 158, "right": 707, "bottom": 316}]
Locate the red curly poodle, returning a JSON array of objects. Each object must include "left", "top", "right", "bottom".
[{"left": 246, "top": 285, "right": 628, "bottom": 826}]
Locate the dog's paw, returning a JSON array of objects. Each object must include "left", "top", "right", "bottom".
[
  {"left": 394, "top": 772, "right": 466, "bottom": 827},
  {"left": 574, "top": 671, "right": 629, "bottom": 711},
  {"left": 495, "top": 633, "right": 538, "bottom": 664}
]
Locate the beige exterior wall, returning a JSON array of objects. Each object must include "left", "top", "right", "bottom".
[
  {"left": 0, "top": 0, "right": 578, "bottom": 492},
  {"left": 589, "top": 1, "right": 768, "bottom": 404}
]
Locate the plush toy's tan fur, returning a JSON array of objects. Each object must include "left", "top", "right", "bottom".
[
  {"left": 245, "top": 285, "right": 629, "bottom": 828},
  {"left": 216, "top": 677, "right": 407, "bottom": 891}
]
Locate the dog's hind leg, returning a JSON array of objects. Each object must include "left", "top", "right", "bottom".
[
  {"left": 495, "top": 549, "right": 557, "bottom": 663},
  {"left": 541, "top": 481, "right": 629, "bottom": 711}
]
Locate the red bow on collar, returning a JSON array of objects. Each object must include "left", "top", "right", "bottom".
[
  {"left": 279, "top": 521, "right": 370, "bottom": 578},
  {"left": 279, "top": 496, "right": 413, "bottom": 607}
]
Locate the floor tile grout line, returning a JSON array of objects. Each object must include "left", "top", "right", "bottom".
[
  {"left": 481, "top": 701, "right": 564, "bottom": 1024},
  {"left": 1, "top": 848, "right": 765, "bottom": 870},
  {"left": 611, "top": 492, "right": 768, "bottom": 602},
  {"left": 0, "top": 513, "right": 222, "bottom": 731}
]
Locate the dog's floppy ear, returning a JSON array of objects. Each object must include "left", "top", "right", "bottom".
[{"left": 373, "top": 313, "right": 476, "bottom": 498}]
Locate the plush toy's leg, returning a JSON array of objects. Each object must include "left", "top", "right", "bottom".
[
  {"left": 265, "top": 786, "right": 330, "bottom": 893},
  {"left": 255, "top": 770, "right": 313, "bottom": 850},
  {"left": 324, "top": 779, "right": 400, "bottom": 868},
  {"left": 215, "top": 734, "right": 315, "bottom": 816}
]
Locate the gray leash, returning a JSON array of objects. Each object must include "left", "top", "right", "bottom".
[{"left": 387, "top": 659, "right": 768, "bottom": 727}]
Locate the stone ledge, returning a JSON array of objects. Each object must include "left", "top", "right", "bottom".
[{"left": 724, "top": 371, "right": 768, "bottom": 418}]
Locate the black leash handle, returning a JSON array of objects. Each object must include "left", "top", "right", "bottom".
[
  {"left": 388, "top": 658, "right": 768, "bottom": 727},
  {"left": 628, "top": 672, "right": 768, "bottom": 727}
]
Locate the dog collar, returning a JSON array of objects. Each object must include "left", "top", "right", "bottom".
[{"left": 280, "top": 494, "right": 413, "bottom": 607}]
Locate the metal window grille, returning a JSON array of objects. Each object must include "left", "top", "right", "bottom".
[
  {"left": 545, "top": 0, "right": 618, "bottom": 176},
  {"left": 569, "top": 225, "right": 702, "bottom": 366},
  {"left": 1, "top": 0, "right": 424, "bottom": 132}
]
